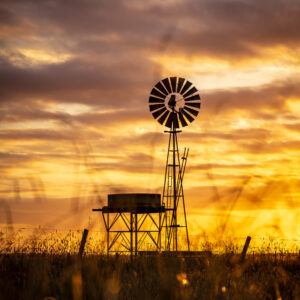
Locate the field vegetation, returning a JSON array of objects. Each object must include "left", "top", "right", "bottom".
[
  {"left": 0, "top": 229, "right": 299, "bottom": 300},
  {"left": 0, "top": 252, "right": 299, "bottom": 300}
]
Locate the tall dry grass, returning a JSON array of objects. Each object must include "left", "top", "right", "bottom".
[{"left": 0, "top": 252, "right": 299, "bottom": 300}]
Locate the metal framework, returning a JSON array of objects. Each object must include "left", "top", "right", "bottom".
[
  {"left": 92, "top": 207, "right": 165, "bottom": 256},
  {"left": 92, "top": 116, "right": 190, "bottom": 255},
  {"left": 162, "top": 118, "right": 190, "bottom": 251},
  {"left": 93, "top": 76, "right": 201, "bottom": 255}
]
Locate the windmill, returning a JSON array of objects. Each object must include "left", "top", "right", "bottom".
[
  {"left": 92, "top": 77, "right": 200, "bottom": 256},
  {"left": 149, "top": 77, "right": 201, "bottom": 251}
]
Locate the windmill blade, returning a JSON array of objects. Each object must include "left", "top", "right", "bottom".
[
  {"left": 149, "top": 103, "right": 165, "bottom": 112},
  {"left": 170, "top": 77, "right": 177, "bottom": 93},
  {"left": 185, "top": 102, "right": 201, "bottom": 110},
  {"left": 185, "top": 94, "right": 200, "bottom": 102},
  {"left": 151, "top": 88, "right": 166, "bottom": 99},
  {"left": 165, "top": 113, "right": 173, "bottom": 128},
  {"left": 177, "top": 78, "right": 185, "bottom": 93},
  {"left": 183, "top": 86, "right": 198, "bottom": 98},
  {"left": 184, "top": 106, "right": 198, "bottom": 117},
  {"left": 178, "top": 111, "right": 188, "bottom": 127},
  {"left": 173, "top": 113, "right": 179, "bottom": 128},
  {"left": 155, "top": 81, "right": 168, "bottom": 96},
  {"left": 180, "top": 81, "right": 192, "bottom": 95},
  {"left": 157, "top": 110, "right": 170, "bottom": 125},
  {"left": 152, "top": 107, "right": 167, "bottom": 119},
  {"left": 149, "top": 96, "right": 164, "bottom": 104},
  {"left": 165, "top": 112, "right": 179, "bottom": 128},
  {"left": 162, "top": 78, "right": 172, "bottom": 93},
  {"left": 181, "top": 109, "right": 195, "bottom": 123}
]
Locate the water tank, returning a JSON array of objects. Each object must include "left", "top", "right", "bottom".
[{"left": 108, "top": 193, "right": 161, "bottom": 209}]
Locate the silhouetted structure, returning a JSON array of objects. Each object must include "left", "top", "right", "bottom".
[
  {"left": 93, "top": 193, "right": 165, "bottom": 256},
  {"left": 149, "top": 77, "right": 201, "bottom": 251},
  {"left": 93, "top": 77, "right": 201, "bottom": 255}
]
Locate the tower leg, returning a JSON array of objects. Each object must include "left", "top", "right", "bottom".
[
  {"left": 135, "top": 213, "right": 138, "bottom": 256},
  {"left": 107, "top": 213, "right": 109, "bottom": 256},
  {"left": 130, "top": 212, "right": 133, "bottom": 259},
  {"left": 162, "top": 121, "right": 189, "bottom": 252},
  {"left": 172, "top": 122, "right": 177, "bottom": 251}
]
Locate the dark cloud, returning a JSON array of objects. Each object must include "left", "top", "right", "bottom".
[
  {"left": 0, "top": 0, "right": 299, "bottom": 141},
  {"left": 203, "top": 77, "right": 300, "bottom": 115},
  {"left": 74, "top": 108, "right": 150, "bottom": 128},
  {"left": 190, "top": 163, "right": 257, "bottom": 171},
  {"left": 183, "top": 128, "right": 271, "bottom": 142},
  {"left": 0, "top": 0, "right": 299, "bottom": 107},
  {"left": 0, "top": 104, "right": 70, "bottom": 122},
  {"left": 91, "top": 152, "right": 159, "bottom": 174},
  {"left": 0, "top": 7, "right": 18, "bottom": 26},
  {"left": 237, "top": 139, "right": 300, "bottom": 154},
  {"left": 284, "top": 122, "right": 300, "bottom": 132},
  {"left": 2, "top": 0, "right": 300, "bottom": 59},
  {"left": 176, "top": 0, "right": 300, "bottom": 57},
  {"left": 0, "top": 152, "right": 34, "bottom": 173},
  {"left": 1, "top": 71, "right": 300, "bottom": 130},
  {"left": 0, "top": 57, "right": 153, "bottom": 106},
  {"left": 0, "top": 128, "right": 101, "bottom": 141}
]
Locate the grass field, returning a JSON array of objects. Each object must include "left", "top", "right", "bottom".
[{"left": 0, "top": 252, "right": 299, "bottom": 300}]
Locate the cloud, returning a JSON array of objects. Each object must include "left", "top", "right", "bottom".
[
  {"left": 203, "top": 77, "right": 300, "bottom": 115},
  {"left": 90, "top": 152, "right": 159, "bottom": 174},
  {"left": 0, "top": 104, "right": 70, "bottom": 122},
  {"left": 190, "top": 163, "right": 257, "bottom": 171},
  {"left": 0, "top": 7, "right": 18, "bottom": 26},
  {"left": 175, "top": 0, "right": 300, "bottom": 57},
  {"left": 0, "top": 57, "right": 154, "bottom": 106},
  {"left": 0, "top": 0, "right": 300, "bottom": 108},
  {"left": 2, "top": 0, "right": 300, "bottom": 58},
  {"left": 238, "top": 140, "right": 300, "bottom": 154},
  {"left": 284, "top": 122, "right": 300, "bottom": 132},
  {"left": 0, "top": 152, "right": 35, "bottom": 173},
  {"left": 0, "top": 0, "right": 299, "bottom": 236},
  {"left": 0, "top": 128, "right": 99, "bottom": 141}
]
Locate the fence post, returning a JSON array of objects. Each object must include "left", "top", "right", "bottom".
[
  {"left": 241, "top": 236, "right": 251, "bottom": 262},
  {"left": 79, "top": 229, "right": 89, "bottom": 257}
]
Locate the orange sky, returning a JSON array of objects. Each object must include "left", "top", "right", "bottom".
[{"left": 0, "top": 0, "right": 299, "bottom": 242}]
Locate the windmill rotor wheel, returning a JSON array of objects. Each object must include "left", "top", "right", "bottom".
[{"left": 149, "top": 77, "right": 201, "bottom": 129}]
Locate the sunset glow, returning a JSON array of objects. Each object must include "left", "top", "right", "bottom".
[{"left": 0, "top": 0, "right": 299, "bottom": 248}]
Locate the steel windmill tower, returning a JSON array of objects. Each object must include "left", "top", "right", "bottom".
[{"left": 149, "top": 77, "right": 201, "bottom": 251}]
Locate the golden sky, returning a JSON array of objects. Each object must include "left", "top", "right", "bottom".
[{"left": 0, "top": 0, "right": 299, "bottom": 242}]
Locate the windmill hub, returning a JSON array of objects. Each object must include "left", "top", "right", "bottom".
[{"left": 166, "top": 93, "right": 184, "bottom": 112}]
